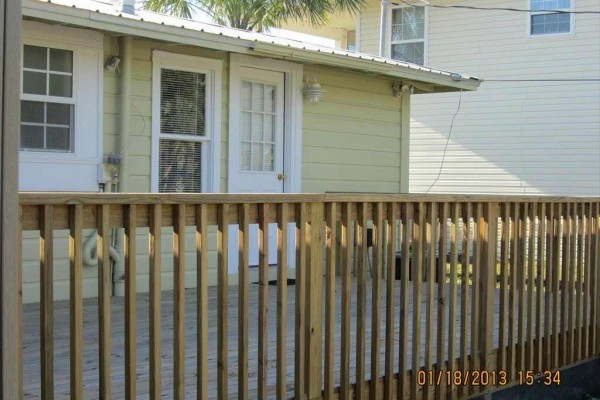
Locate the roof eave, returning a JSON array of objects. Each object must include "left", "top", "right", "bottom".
[{"left": 22, "top": 0, "right": 481, "bottom": 92}]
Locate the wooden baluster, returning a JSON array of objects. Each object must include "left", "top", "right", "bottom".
[
  {"left": 459, "top": 203, "right": 470, "bottom": 399},
  {"left": 276, "top": 203, "right": 289, "bottom": 400},
  {"left": 217, "top": 203, "right": 229, "bottom": 400},
  {"left": 568, "top": 203, "right": 577, "bottom": 364},
  {"left": 98, "top": 204, "right": 112, "bottom": 400},
  {"left": 544, "top": 203, "right": 554, "bottom": 371},
  {"left": 384, "top": 203, "right": 397, "bottom": 400},
  {"left": 576, "top": 202, "right": 584, "bottom": 361},
  {"left": 498, "top": 203, "right": 510, "bottom": 374},
  {"left": 560, "top": 203, "right": 570, "bottom": 367},
  {"left": 536, "top": 204, "right": 545, "bottom": 371},
  {"left": 124, "top": 204, "right": 137, "bottom": 400},
  {"left": 173, "top": 204, "right": 186, "bottom": 400},
  {"left": 480, "top": 204, "right": 498, "bottom": 378},
  {"left": 356, "top": 203, "right": 367, "bottom": 399},
  {"left": 411, "top": 202, "right": 425, "bottom": 400},
  {"left": 551, "top": 204, "right": 561, "bottom": 370},
  {"left": 435, "top": 203, "right": 448, "bottom": 400},
  {"left": 593, "top": 202, "right": 600, "bottom": 354},
  {"left": 238, "top": 203, "right": 250, "bottom": 400},
  {"left": 447, "top": 203, "right": 459, "bottom": 400},
  {"left": 424, "top": 202, "right": 437, "bottom": 400},
  {"left": 340, "top": 203, "right": 352, "bottom": 400},
  {"left": 583, "top": 202, "right": 592, "bottom": 359},
  {"left": 149, "top": 204, "right": 161, "bottom": 400},
  {"left": 40, "top": 205, "right": 54, "bottom": 400},
  {"left": 517, "top": 203, "right": 527, "bottom": 373},
  {"left": 472, "top": 203, "right": 483, "bottom": 380},
  {"left": 196, "top": 204, "right": 209, "bottom": 400},
  {"left": 69, "top": 204, "right": 84, "bottom": 399},
  {"left": 398, "top": 203, "right": 412, "bottom": 399},
  {"left": 258, "top": 203, "right": 269, "bottom": 399},
  {"left": 508, "top": 203, "right": 519, "bottom": 380},
  {"left": 324, "top": 202, "right": 336, "bottom": 400},
  {"left": 295, "top": 203, "right": 307, "bottom": 400},
  {"left": 370, "top": 203, "right": 383, "bottom": 400},
  {"left": 526, "top": 203, "right": 535, "bottom": 370}
]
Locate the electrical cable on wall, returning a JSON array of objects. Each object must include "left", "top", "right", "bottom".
[
  {"left": 393, "top": 0, "right": 600, "bottom": 14},
  {"left": 425, "top": 88, "right": 462, "bottom": 194}
]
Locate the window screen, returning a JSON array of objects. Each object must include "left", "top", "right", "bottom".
[
  {"left": 159, "top": 140, "right": 202, "bottom": 193},
  {"left": 391, "top": 6, "right": 425, "bottom": 65}
]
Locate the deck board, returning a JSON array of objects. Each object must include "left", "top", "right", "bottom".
[{"left": 22, "top": 277, "right": 504, "bottom": 399}]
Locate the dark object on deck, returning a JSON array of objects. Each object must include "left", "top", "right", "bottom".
[{"left": 267, "top": 278, "right": 296, "bottom": 286}]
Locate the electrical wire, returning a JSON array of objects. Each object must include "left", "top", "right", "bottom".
[
  {"left": 425, "top": 88, "right": 462, "bottom": 194},
  {"left": 393, "top": 0, "right": 600, "bottom": 14}
]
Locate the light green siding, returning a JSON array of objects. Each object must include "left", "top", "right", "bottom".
[
  {"left": 302, "top": 65, "right": 403, "bottom": 193},
  {"left": 22, "top": 32, "right": 408, "bottom": 303}
]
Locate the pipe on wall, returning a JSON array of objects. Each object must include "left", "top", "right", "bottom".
[{"left": 113, "top": 35, "right": 133, "bottom": 297}]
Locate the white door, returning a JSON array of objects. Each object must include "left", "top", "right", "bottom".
[{"left": 229, "top": 67, "right": 285, "bottom": 267}]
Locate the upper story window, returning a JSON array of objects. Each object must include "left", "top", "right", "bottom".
[
  {"left": 390, "top": 5, "right": 426, "bottom": 65},
  {"left": 530, "top": 0, "right": 572, "bottom": 35},
  {"left": 21, "top": 45, "right": 74, "bottom": 152}
]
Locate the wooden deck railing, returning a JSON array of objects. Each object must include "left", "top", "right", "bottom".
[{"left": 19, "top": 193, "right": 600, "bottom": 399}]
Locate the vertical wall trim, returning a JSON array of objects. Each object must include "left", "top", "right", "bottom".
[
  {"left": 400, "top": 93, "right": 410, "bottom": 193},
  {"left": 119, "top": 36, "right": 132, "bottom": 192},
  {"left": 1, "top": 0, "right": 22, "bottom": 396}
]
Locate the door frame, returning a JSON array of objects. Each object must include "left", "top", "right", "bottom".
[{"left": 228, "top": 54, "right": 303, "bottom": 193}]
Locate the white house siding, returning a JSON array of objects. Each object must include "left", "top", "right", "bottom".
[{"left": 358, "top": 0, "right": 600, "bottom": 195}]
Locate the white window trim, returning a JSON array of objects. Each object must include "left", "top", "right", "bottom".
[
  {"left": 228, "top": 54, "right": 303, "bottom": 194},
  {"left": 386, "top": 4, "right": 428, "bottom": 65},
  {"left": 20, "top": 21, "right": 103, "bottom": 164},
  {"left": 151, "top": 50, "right": 223, "bottom": 193},
  {"left": 527, "top": 0, "right": 575, "bottom": 37}
]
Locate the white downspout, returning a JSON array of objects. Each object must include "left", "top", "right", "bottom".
[{"left": 113, "top": 35, "right": 133, "bottom": 297}]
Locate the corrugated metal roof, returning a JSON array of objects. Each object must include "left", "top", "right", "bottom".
[{"left": 23, "top": 0, "right": 481, "bottom": 90}]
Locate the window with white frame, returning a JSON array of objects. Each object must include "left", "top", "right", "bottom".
[
  {"left": 21, "top": 45, "right": 74, "bottom": 152},
  {"left": 153, "top": 52, "right": 221, "bottom": 194},
  {"left": 390, "top": 5, "right": 426, "bottom": 65},
  {"left": 530, "top": 0, "right": 572, "bottom": 35}
]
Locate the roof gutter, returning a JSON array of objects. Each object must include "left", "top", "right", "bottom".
[{"left": 22, "top": 0, "right": 481, "bottom": 92}]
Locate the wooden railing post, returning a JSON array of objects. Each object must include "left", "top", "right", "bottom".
[
  {"left": 305, "top": 202, "right": 324, "bottom": 399},
  {"left": 480, "top": 203, "right": 499, "bottom": 376}
]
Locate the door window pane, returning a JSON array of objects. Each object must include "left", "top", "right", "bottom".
[
  {"left": 239, "top": 80, "right": 278, "bottom": 172},
  {"left": 23, "top": 71, "right": 47, "bottom": 95}
]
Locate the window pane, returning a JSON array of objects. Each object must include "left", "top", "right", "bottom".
[
  {"left": 23, "top": 71, "right": 47, "bottom": 95},
  {"left": 159, "top": 139, "right": 202, "bottom": 192},
  {"left": 531, "top": 13, "right": 570, "bottom": 34},
  {"left": 49, "top": 74, "right": 72, "bottom": 97},
  {"left": 241, "top": 81, "right": 252, "bottom": 110},
  {"left": 251, "top": 113, "right": 263, "bottom": 141},
  {"left": 21, "top": 101, "right": 44, "bottom": 123},
  {"left": 46, "top": 127, "right": 71, "bottom": 151},
  {"left": 49, "top": 48, "right": 73, "bottom": 73},
  {"left": 263, "top": 143, "right": 274, "bottom": 171},
  {"left": 240, "top": 141, "right": 251, "bottom": 170},
  {"left": 160, "top": 69, "right": 206, "bottom": 136},
  {"left": 392, "top": 6, "right": 425, "bottom": 41},
  {"left": 252, "top": 83, "right": 264, "bottom": 112},
  {"left": 241, "top": 111, "right": 251, "bottom": 140},
  {"left": 20, "top": 125, "right": 44, "bottom": 149},
  {"left": 264, "top": 114, "right": 274, "bottom": 142},
  {"left": 23, "top": 45, "right": 47, "bottom": 70},
  {"left": 392, "top": 42, "right": 425, "bottom": 65},
  {"left": 264, "top": 84, "right": 275, "bottom": 113},
  {"left": 46, "top": 103, "right": 72, "bottom": 125},
  {"left": 252, "top": 142, "right": 262, "bottom": 171},
  {"left": 531, "top": 0, "right": 570, "bottom": 10}
]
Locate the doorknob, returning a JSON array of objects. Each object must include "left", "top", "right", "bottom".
[{"left": 277, "top": 173, "right": 286, "bottom": 181}]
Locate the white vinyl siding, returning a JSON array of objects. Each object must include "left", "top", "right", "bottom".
[{"left": 407, "top": 0, "right": 600, "bottom": 195}]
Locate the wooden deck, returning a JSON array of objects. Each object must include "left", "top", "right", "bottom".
[{"left": 22, "top": 277, "right": 503, "bottom": 399}]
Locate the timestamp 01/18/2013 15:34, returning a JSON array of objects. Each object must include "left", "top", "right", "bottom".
[{"left": 417, "top": 369, "right": 561, "bottom": 387}]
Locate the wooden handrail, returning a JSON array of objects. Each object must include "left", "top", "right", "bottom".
[{"left": 17, "top": 195, "right": 600, "bottom": 400}]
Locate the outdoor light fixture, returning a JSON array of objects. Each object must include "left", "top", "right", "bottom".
[
  {"left": 302, "top": 75, "right": 326, "bottom": 104},
  {"left": 105, "top": 56, "right": 121, "bottom": 71}
]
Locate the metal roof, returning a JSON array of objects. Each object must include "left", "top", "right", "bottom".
[{"left": 23, "top": 0, "right": 481, "bottom": 92}]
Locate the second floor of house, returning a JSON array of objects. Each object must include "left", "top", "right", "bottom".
[{"left": 285, "top": 0, "right": 600, "bottom": 79}]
